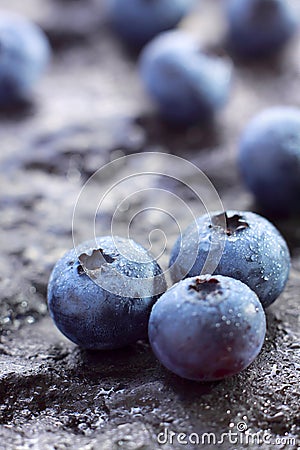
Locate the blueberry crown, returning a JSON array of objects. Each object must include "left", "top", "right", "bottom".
[
  {"left": 188, "top": 277, "right": 221, "bottom": 298},
  {"left": 209, "top": 212, "right": 249, "bottom": 236},
  {"left": 77, "top": 248, "right": 115, "bottom": 274}
]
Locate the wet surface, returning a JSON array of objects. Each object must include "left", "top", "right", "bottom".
[{"left": 0, "top": 0, "right": 299, "bottom": 448}]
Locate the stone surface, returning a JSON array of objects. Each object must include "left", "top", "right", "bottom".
[{"left": 0, "top": 0, "right": 299, "bottom": 449}]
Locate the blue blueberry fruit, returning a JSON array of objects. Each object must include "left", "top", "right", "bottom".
[
  {"left": 0, "top": 12, "right": 51, "bottom": 105},
  {"left": 149, "top": 275, "right": 266, "bottom": 381},
  {"left": 139, "top": 30, "right": 232, "bottom": 125},
  {"left": 225, "top": 0, "right": 297, "bottom": 57},
  {"left": 106, "top": 0, "right": 194, "bottom": 46},
  {"left": 48, "top": 236, "right": 167, "bottom": 350},
  {"left": 169, "top": 211, "right": 290, "bottom": 308},
  {"left": 239, "top": 107, "right": 300, "bottom": 216}
]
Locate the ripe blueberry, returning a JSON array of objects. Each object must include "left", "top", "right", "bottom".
[
  {"left": 239, "top": 107, "right": 300, "bottom": 216},
  {"left": 106, "top": 0, "right": 194, "bottom": 46},
  {"left": 225, "top": 0, "right": 297, "bottom": 57},
  {"left": 48, "top": 236, "right": 167, "bottom": 350},
  {"left": 0, "top": 12, "right": 51, "bottom": 105},
  {"left": 139, "top": 30, "right": 232, "bottom": 125},
  {"left": 169, "top": 210, "right": 290, "bottom": 308},
  {"left": 149, "top": 275, "right": 266, "bottom": 381}
]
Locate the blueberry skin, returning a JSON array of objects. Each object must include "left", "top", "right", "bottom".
[
  {"left": 107, "top": 0, "right": 194, "bottom": 47},
  {"left": 225, "top": 0, "right": 297, "bottom": 57},
  {"left": 0, "top": 12, "right": 51, "bottom": 105},
  {"left": 139, "top": 31, "right": 232, "bottom": 125},
  {"left": 239, "top": 107, "right": 300, "bottom": 216},
  {"left": 48, "top": 236, "right": 167, "bottom": 350},
  {"left": 149, "top": 275, "right": 266, "bottom": 381},
  {"left": 169, "top": 211, "right": 290, "bottom": 308}
]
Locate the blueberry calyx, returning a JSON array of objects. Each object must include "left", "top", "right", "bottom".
[
  {"left": 209, "top": 212, "right": 249, "bottom": 236},
  {"left": 188, "top": 277, "right": 221, "bottom": 297},
  {"left": 78, "top": 249, "right": 115, "bottom": 271}
]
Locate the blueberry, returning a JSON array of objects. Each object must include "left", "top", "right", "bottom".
[
  {"left": 139, "top": 30, "right": 232, "bottom": 125},
  {"left": 239, "top": 107, "right": 300, "bottom": 216},
  {"left": 149, "top": 275, "right": 266, "bottom": 381},
  {"left": 169, "top": 210, "right": 290, "bottom": 308},
  {"left": 106, "top": 0, "right": 194, "bottom": 47},
  {"left": 0, "top": 12, "right": 50, "bottom": 105},
  {"left": 225, "top": 0, "right": 297, "bottom": 57},
  {"left": 47, "top": 236, "right": 167, "bottom": 349}
]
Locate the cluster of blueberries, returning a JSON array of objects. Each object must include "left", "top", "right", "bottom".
[
  {"left": 108, "top": 0, "right": 300, "bottom": 217},
  {"left": 1, "top": 1, "right": 299, "bottom": 214},
  {"left": 48, "top": 210, "right": 291, "bottom": 381},
  {"left": 0, "top": 1, "right": 297, "bottom": 381},
  {"left": 134, "top": 0, "right": 300, "bottom": 217}
]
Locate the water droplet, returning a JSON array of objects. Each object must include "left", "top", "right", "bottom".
[
  {"left": 0, "top": 317, "right": 11, "bottom": 324},
  {"left": 27, "top": 316, "right": 35, "bottom": 324}
]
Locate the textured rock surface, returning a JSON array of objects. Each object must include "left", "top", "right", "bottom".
[{"left": 0, "top": 0, "right": 299, "bottom": 449}]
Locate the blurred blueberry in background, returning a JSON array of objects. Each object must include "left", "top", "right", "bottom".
[
  {"left": 139, "top": 30, "right": 232, "bottom": 125},
  {"left": 0, "top": 11, "right": 51, "bottom": 106},
  {"left": 106, "top": 0, "right": 194, "bottom": 47},
  {"left": 239, "top": 107, "right": 300, "bottom": 216},
  {"left": 225, "top": 0, "right": 298, "bottom": 57}
]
